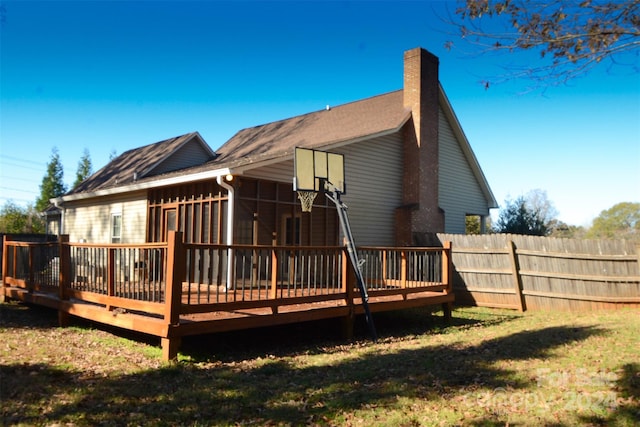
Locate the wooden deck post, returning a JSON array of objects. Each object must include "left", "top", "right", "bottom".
[
  {"left": 106, "top": 246, "right": 116, "bottom": 311},
  {"left": 400, "top": 249, "right": 407, "bottom": 288},
  {"left": 1, "top": 235, "right": 11, "bottom": 303},
  {"left": 162, "top": 231, "right": 184, "bottom": 360},
  {"left": 441, "top": 241, "right": 453, "bottom": 320},
  {"left": 28, "top": 242, "right": 35, "bottom": 290},
  {"left": 381, "top": 249, "right": 388, "bottom": 286},
  {"left": 58, "top": 235, "right": 71, "bottom": 327},
  {"left": 270, "top": 247, "right": 278, "bottom": 310}
]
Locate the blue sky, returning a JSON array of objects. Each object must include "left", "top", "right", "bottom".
[{"left": 1, "top": 0, "right": 639, "bottom": 226}]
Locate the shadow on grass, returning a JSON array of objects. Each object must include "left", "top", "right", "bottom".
[
  {"left": 0, "top": 300, "right": 60, "bottom": 328},
  {"left": 178, "top": 306, "right": 521, "bottom": 362},
  {"left": 579, "top": 362, "right": 640, "bottom": 426},
  {"left": 3, "top": 302, "right": 623, "bottom": 426}
]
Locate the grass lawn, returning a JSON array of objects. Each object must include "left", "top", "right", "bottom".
[{"left": 1, "top": 301, "right": 638, "bottom": 426}]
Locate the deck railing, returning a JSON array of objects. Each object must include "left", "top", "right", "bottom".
[
  {"left": 67, "top": 242, "right": 168, "bottom": 303},
  {"left": 358, "top": 246, "right": 445, "bottom": 290},
  {"left": 3, "top": 235, "right": 451, "bottom": 307},
  {"left": 2, "top": 232, "right": 452, "bottom": 359},
  {"left": 182, "top": 244, "right": 347, "bottom": 305},
  {"left": 3, "top": 236, "right": 448, "bottom": 305},
  {"left": 3, "top": 240, "right": 60, "bottom": 291}
]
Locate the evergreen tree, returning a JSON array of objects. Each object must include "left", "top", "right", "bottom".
[
  {"left": 494, "top": 196, "right": 548, "bottom": 236},
  {"left": 35, "top": 147, "right": 67, "bottom": 212},
  {"left": 73, "top": 148, "right": 93, "bottom": 189}
]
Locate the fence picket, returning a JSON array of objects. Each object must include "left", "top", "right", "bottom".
[{"left": 438, "top": 233, "right": 640, "bottom": 310}]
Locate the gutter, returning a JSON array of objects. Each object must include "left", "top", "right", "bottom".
[{"left": 57, "top": 167, "right": 233, "bottom": 203}]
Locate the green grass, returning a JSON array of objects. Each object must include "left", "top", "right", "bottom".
[{"left": 1, "top": 301, "right": 638, "bottom": 426}]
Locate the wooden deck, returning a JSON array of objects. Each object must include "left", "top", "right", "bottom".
[{"left": 1, "top": 232, "right": 454, "bottom": 360}]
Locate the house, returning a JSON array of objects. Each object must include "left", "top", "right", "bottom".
[{"left": 52, "top": 47, "right": 497, "bottom": 247}]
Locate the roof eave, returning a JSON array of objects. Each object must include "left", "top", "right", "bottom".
[
  {"left": 228, "top": 113, "right": 412, "bottom": 174},
  {"left": 53, "top": 167, "right": 232, "bottom": 204}
]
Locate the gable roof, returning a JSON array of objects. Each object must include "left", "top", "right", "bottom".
[
  {"left": 212, "top": 90, "right": 410, "bottom": 168},
  {"left": 68, "top": 131, "right": 214, "bottom": 195},
  {"left": 56, "top": 84, "right": 495, "bottom": 210}
]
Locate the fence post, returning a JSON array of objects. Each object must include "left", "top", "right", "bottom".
[
  {"left": 508, "top": 240, "right": 526, "bottom": 312},
  {"left": 58, "top": 235, "right": 71, "bottom": 326},
  {"left": 162, "top": 231, "right": 184, "bottom": 361}
]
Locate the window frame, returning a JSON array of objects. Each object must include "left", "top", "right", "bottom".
[{"left": 111, "top": 212, "right": 122, "bottom": 243}]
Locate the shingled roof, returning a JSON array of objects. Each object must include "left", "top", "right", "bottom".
[
  {"left": 60, "top": 89, "right": 411, "bottom": 201},
  {"left": 211, "top": 90, "right": 410, "bottom": 168},
  {"left": 68, "top": 132, "right": 214, "bottom": 194}
]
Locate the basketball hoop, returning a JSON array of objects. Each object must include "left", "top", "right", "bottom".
[{"left": 297, "top": 190, "right": 317, "bottom": 212}]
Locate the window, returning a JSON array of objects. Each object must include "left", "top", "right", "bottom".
[{"left": 111, "top": 213, "right": 122, "bottom": 243}]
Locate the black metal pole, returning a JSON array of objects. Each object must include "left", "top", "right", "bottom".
[{"left": 325, "top": 190, "right": 377, "bottom": 342}]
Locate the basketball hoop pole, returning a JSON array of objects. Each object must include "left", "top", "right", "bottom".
[
  {"left": 293, "top": 146, "right": 375, "bottom": 341},
  {"left": 324, "top": 183, "right": 377, "bottom": 343}
]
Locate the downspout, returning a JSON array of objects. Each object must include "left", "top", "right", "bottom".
[
  {"left": 217, "top": 175, "right": 234, "bottom": 290},
  {"left": 52, "top": 198, "right": 64, "bottom": 237}
]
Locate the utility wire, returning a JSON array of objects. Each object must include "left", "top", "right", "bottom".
[
  {"left": 0, "top": 186, "right": 38, "bottom": 194},
  {"left": 0, "top": 154, "right": 45, "bottom": 166}
]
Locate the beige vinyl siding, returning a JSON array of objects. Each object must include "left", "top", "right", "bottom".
[
  {"left": 438, "top": 107, "right": 489, "bottom": 234},
  {"left": 63, "top": 191, "right": 148, "bottom": 243},
  {"left": 339, "top": 133, "right": 403, "bottom": 246}
]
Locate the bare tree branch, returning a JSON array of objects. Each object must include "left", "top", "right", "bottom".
[{"left": 445, "top": 0, "right": 640, "bottom": 90}]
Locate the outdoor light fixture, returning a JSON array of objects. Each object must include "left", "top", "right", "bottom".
[{"left": 225, "top": 174, "right": 233, "bottom": 182}]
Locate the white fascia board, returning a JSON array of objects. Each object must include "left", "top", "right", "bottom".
[{"left": 54, "top": 168, "right": 233, "bottom": 204}]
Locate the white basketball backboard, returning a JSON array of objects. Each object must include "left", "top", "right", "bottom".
[{"left": 294, "top": 147, "right": 345, "bottom": 194}]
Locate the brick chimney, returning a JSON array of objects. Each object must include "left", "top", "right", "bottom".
[{"left": 397, "top": 47, "right": 445, "bottom": 245}]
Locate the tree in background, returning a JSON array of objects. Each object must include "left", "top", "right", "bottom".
[
  {"left": 466, "top": 215, "right": 481, "bottom": 234},
  {"left": 586, "top": 202, "right": 640, "bottom": 241},
  {"left": 548, "top": 220, "right": 586, "bottom": 239},
  {"left": 466, "top": 215, "right": 491, "bottom": 234},
  {"left": 494, "top": 190, "right": 558, "bottom": 235},
  {"left": 73, "top": 148, "right": 93, "bottom": 189},
  {"left": 35, "top": 147, "right": 67, "bottom": 212},
  {"left": 0, "top": 201, "right": 44, "bottom": 233},
  {"left": 448, "top": 1, "right": 639, "bottom": 89},
  {"left": 494, "top": 196, "right": 546, "bottom": 235}
]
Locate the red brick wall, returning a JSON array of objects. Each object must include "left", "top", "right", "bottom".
[{"left": 398, "top": 48, "right": 445, "bottom": 245}]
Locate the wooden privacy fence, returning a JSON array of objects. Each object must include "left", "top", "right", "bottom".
[
  {"left": 2, "top": 232, "right": 453, "bottom": 360},
  {"left": 437, "top": 233, "right": 640, "bottom": 311}
]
